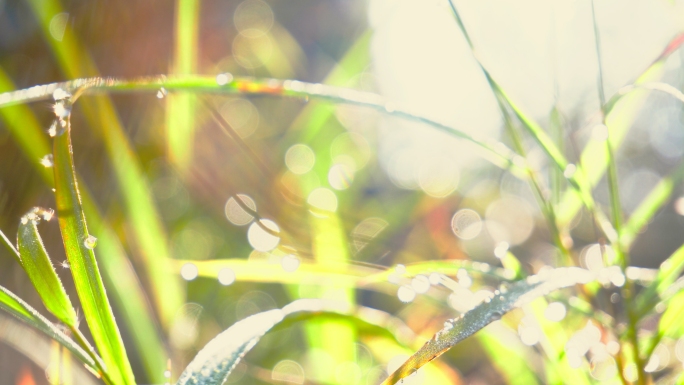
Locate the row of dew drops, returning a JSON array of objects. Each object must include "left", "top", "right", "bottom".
[{"left": 36, "top": 88, "right": 99, "bottom": 257}]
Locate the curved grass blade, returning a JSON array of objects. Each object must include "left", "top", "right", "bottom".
[
  {"left": 53, "top": 116, "right": 135, "bottom": 385},
  {"left": 26, "top": 0, "right": 183, "bottom": 327},
  {"left": 17, "top": 208, "right": 78, "bottom": 326},
  {"left": 380, "top": 267, "right": 595, "bottom": 385},
  {"left": 177, "top": 299, "right": 363, "bottom": 385},
  {"left": 0, "top": 285, "right": 96, "bottom": 371},
  {"left": 0, "top": 76, "right": 524, "bottom": 177}
]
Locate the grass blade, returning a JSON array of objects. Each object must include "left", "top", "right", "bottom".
[
  {"left": 177, "top": 299, "right": 369, "bottom": 385},
  {"left": 635, "top": 242, "right": 684, "bottom": 316},
  {"left": 0, "top": 75, "right": 527, "bottom": 177},
  {"left": 180, "top": 258, "right": 514, "bottom": 289},
  {"left": 0, "top": 69, "right": 167, "bottom": 382},
  {"left": 620, "top": 161, "right": 684, "bottom": 249},
  {"left": 17, "top": 208, "right": 77, "bottom": 326},
  {"left": 52, "top": 113, "right": 135, "bottom": 385},
  {"left": 1, "top": 228, "right": 21, "bottom": 266},
  {"left": 166, "top": 0, "right": 199, "bottom": 170},
  {"left": 0, "top": 285, "right": 96, "bottom": 371},
  {"left": 380, "top": 267, "right": 594, "bottom": 385}
]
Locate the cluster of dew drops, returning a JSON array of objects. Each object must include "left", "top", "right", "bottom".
[{"left": 37, "top": 87, "right": 99, "bottom": 254}]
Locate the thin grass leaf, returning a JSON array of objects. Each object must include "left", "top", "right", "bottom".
[
  {"left": 1, "top": 228, "right": 21, "bottom": 266},
  {"left": 17, "top": 208, "right": 78, "bottom": 326},
  {"left": 0, "top": 76, "right": 533, "bottom": 184},
  {"left": 0, "top": 71, "right": 167, "bottom": 382},
  {"left": 0, "top": 285, "right": 95, "bottom": 371},
  {"left": 176, "top": 299, "right": 364, "bottom": 385},
  {"left": 26, "top": 0, "right": 184, "bottom": 327},
  {"left": 380, "top": 267, "right": 594, "bottom": 385},
  {"left": 181, "top": 258, "right": 514, "bottom": 289},
  {"left": 166, "top": 0, "right": 199, "bottom": 170},
  {"left": 635, "top": 242, "right": 684, "bottom": 316},
  {"left": 52, "top": 115, "right": 135, "bottom": 385},
  {"left": 620, "top": 160, "right": 684, "bottom": 249}
]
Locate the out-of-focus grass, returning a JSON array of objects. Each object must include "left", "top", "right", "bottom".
[
  {"left": 26, "top": 0, "right": 184, "bottom": 331},
  {"left": 166, "top": 0, "right": 200, "bottom": 172}
]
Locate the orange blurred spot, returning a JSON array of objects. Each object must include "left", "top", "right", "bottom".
[{"left": 15, "top": 366, "right": 36, "bottom": 385}]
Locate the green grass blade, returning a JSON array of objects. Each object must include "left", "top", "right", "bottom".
[
  {"left": 0, "top": 75, "right": 528, "bottom": 178},
  {"left": 381, "top": 267, "right": 594, "bottom": 385},
  {"left": 1, "top": 228, "right": 21, "bottom": 266},
  {"left": 17, "top": 208, "right": 78, "bottom": 326},
  {"left": 0, "top": 285, "right": 96, "bottom": 371},
  {"left": 26, "top": 0, "right": 184, "bottom": 327},
  {"left": 166, "top": 0, "right": 199, "bottom": 170},
  {"left": 82, "top": 199, "right": 168, "bottom": 383},
  {"left": 176, "top": 299, "right": 373, "bottom": 385},
  {"left": 620, "top": 161, "right": 684, "bottom": 249},
  {"left": 52, "top": 114, "right": 135, "bottom": 385},
  {"left": 636, "top": 243, "right": 684, "bottom": 315},
  {"left": 0, "top": 71, "right": 167, "bottom": 382},
  {"left": 181, "top": 258, "right": 515, "bottom": 289}
]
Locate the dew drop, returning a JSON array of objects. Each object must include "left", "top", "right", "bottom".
[
  {"left": 411, "top": 275, "right": 430, "bottom": 294},
  {"left": 48, "top": 121, "right": 58, "bottom": 137},
  {"left": 489, "top": 312, "right": 503, "bottom": 322},
  {"left": 216, "top": 73, "right": 234, "bottom": 86},
  {"left": 157, "top": 87, "right": 168, "bottom": 99},
  {"left": 52, "top": 88, "right": 71, "bottom": 101},
  {"left": 41, "top": 208, "right": 54, "bottom": 221},
  {"left": 163, "top": 370, "right": 171, "bottom": 378},
  {"left": 281, "top": 255, "right": 300, "bottom": 272},
  {"left": 40, "top": 154, "right": 54, "bottom": 168},
  {"left": 397, "top": 285, "right": 416, "bottom": 303},
  {"left": 83, "top": 235, "right": 98, "bottom": 249},
  {"left": 563, "top": 164, "right": 577, "bottom": 179},
  {"left": 180, "top": 263, "right": 199, "bottom": 281},
  {"left": 53, "top": 102, "right": 71, "bottom": 119},
  {"left": 544, "top": 302, "right": 566, "bottom": 322},
  {"left": 217, "top": 268, "right": 236, "bottom": 285}
]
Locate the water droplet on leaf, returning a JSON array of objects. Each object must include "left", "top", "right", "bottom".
[{"left": 84, "top": 235, "right": 98, "bottom": 249}]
